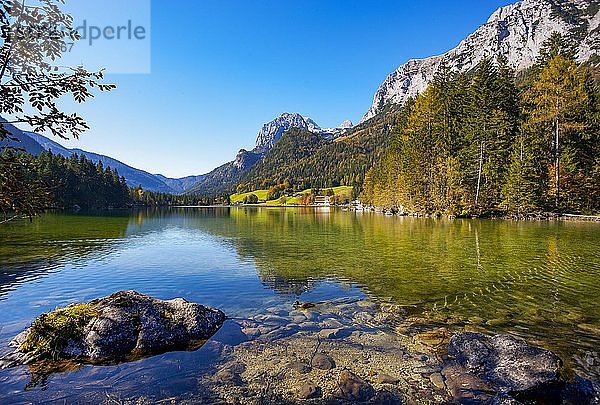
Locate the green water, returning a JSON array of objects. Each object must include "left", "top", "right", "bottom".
[
  {"left": 200, "top": 208, "right": 600, "bottom": 366},
  {"left": 0, "top": 207, "right": 599, "bottom": 400}
]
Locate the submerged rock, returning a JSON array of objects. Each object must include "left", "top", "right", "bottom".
[
  {"left": 446, "top": 332, "right": 600, "bottom": 403},
  {"left": 370, "top": 390, "right": 402, "bottom": 404},
  {"left": 338, "top": 370, "right": 375, "bottom": 402},
  {"left": 288, "top": 360, "right": 311, "bottom": 374},
  {"left": 318, "top": 328, "right": 350, "bottom": 339},
  {"left": 377, "top": 373, "right": 400, "bottom": 384},
  {"left": 311, "top": 352, "right": 336, "bottom": 370},
  {"left": 298, "top": 383, "right": 322, "bottom": 399},
  {"left": 448, "top": 332, "right": 561, "bottom": 394},
  {"left": 215, "top": 362, "right": 246, "bottom": 386},
  {"left": 1, "top": 291, "right": 225, "bottom": 367},
  {"left": 293, "top": 300, "right": 316, "bottom": 310}
]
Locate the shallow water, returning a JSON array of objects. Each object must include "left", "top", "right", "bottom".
[{"left": 1, "top": 207, "right": 599, "bottom": 401}]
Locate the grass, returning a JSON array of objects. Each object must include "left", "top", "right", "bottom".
[
  {"left": 230, "top": 189, "right": 270, "bottom": 204},
  {"left": 326, "top": 186, "right": 353, "bottom": 198},
  {"left": 20, "top": 304, "right": 100, "bottom": 356},
  {"left": 230, "top": 186, "right": 354, "bottom": 206}
]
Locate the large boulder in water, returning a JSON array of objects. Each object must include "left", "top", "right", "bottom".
[
  {"left": 445, "top": 332, "right": 600, "bottom": 403},
  {"left": 1, "top": 291, "right": 226, "bottom": 367},
  {"left": 448, "top": 332, "right": 561, "bottom": 394}
]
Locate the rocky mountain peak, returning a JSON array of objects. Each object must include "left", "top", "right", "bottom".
[
  {"left": 233, "top": 148, "right": 263, "bottom": 170},
  {"left": 252, "top": 113, "right": 351, "bottom": 153},
  {"left": 361, "top": 0, "right": 600, "bottom": 123},
  {"left": 339, "top": 120, "right": 354, "bottom": 129},
  {"left": 253, "top": 112, "right": 311, "bottom": 153},
  {"left": 305, "top": 118, "right": 322, "bottom": 132}
]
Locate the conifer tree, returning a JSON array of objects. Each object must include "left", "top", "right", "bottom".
[{"left": 501, "top": 133, "right": 543, "bottom": 214}]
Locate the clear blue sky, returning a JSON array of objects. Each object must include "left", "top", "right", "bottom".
[{"left": 54, "top": 0, "right": 512, "bottom": 178}]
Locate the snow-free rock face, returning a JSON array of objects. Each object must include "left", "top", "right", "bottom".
[
  {"left": 254, "top": 113, "right": 311, "bottom": 153},
  {"left": 305, "top": 117, "right": 322, "bottom": 133},
  {"left": 338, "top": 120, "right": 354, "bottom": 130},
  {"left": 253, "top": 113, "right": 353, "bottom": 153},
  {"left": 444, "top": 332, "right": 600, "bottom": 403},
  {"left": 361, "top": 0, "right": 600, "bottom": 123},
  {"left": 187, "top": 113, "right": 353, "bottom": 195},
  {"left": 233, "top": 149, "right": 263, "bottom": 170},
  {"left": 447, "top": 332, "right": 561, "bottom": 394},
  {"left": 0, "top": 291, "right": 226, "bottom": 367}
]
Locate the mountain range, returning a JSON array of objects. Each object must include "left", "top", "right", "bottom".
[
  {"left": 184, "top": 114, "right": 354, "bottom": 196},
  {"left": 189, "top": 0, "right": 600, "bottom": 196},
  {"left": 254, "top": 113, "right": 354, "bottom": 153},
  {"left": 0, "top": 114, "right": 351, "bottom": 195},
  {"left": 0, "top": 119, "right": 204, "bottom": 194},
  {"left": 361, "top": 0, "right": 600, "bottom": 122},
  {"left": 2, "top": 0, "right": 598, "bottom": 197}
]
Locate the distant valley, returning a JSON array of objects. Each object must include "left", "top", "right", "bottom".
[
  {"left": 1, "top": 113, "right": 355, "bottom": 196},
  {"left": 2, "top": 0, "right": 599, "bottom": 200},
  {"left": 0, "top": 119, "right": 205, "bottom": 194}
]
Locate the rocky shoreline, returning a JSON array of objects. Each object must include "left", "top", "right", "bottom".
[
  {"left": 203, "top": 300, "right": 599, "bottom": 404},
  {"left": 351, "top": 206, "right": 600, "bottom": 222},
  {"left": 2, "top": 293, "right": 599, "bottom": 404}
]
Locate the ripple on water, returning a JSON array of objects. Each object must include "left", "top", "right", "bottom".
[{"left": 0, "top": 210, "right": 599, "bottom": 397}]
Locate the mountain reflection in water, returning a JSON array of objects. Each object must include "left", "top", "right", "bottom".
[{"left": 0, "top": 207, "right": 599, "bottom": 401}]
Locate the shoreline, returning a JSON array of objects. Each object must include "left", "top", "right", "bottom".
[
  {"left": 6, "top": 206, "right": 598, "bottom": 224},
  {"left": 176, "top": 205, "right": 600, "bottom": 222},
  {"left": 6, "top": 297, "right": 596, "bottom": 404}
]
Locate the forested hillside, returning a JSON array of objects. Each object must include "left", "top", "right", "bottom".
[
  {"left": 130, "top": 187, "right": 218, "bottom": 207},
  {"left": 237, "top": 112, "right": 398, "bottom": 195},
  {"left": 363, "top": 34, "right": 600, "bottom": 216},
  {"left": 0, "top": 150, "right": 218, "bottom": 219},
  {"left": 0, "top": 151, "right": 130, "bottom": 215}
]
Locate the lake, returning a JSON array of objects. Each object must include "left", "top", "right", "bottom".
[{"left": 1, "top": 207, "right": 599, "bottom": 402}]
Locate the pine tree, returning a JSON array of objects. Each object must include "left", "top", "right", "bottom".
[{"left": 501, "top": 133, "right": 543, "bottom": 215}]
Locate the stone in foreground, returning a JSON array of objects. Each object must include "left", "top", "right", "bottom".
[
  {"left": 446, "top": 332, "right": 600, "bottom": 403},
  {"left": 448, "top": 332, "right": 561, "bottom": 394},
  {"left": 337, "top": 370, "right": 375, "bottom": 402},
  {"left": 1, "top": 291, "right": 225, "bottom": 367}
]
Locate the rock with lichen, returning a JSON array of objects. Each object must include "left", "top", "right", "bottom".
[
  {"left": 0, "top": 291, "right": 225, "bottom": 367},
  {"left": 447, "top": 332, "right": 561, "bottom": 394}
]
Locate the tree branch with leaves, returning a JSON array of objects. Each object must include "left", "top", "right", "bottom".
[
  {"left": 0, "top": 0, "right": 115, "bottom": 139},
  {"left": 0, "top": 0, "right": 115, "bottom": 220}
]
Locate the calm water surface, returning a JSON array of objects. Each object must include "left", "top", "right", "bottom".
[{"left": 1, "top": 207, "right": 599, "bottom": 401}]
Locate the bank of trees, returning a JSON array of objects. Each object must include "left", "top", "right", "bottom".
[
  {"left": 363, "top": 34, "right": 599, "bottom": 216},
  {"left": 242, "top": 194, "right": 259, "bottom": 204},
  {"left": 0, "top": 150, "right": 221, "bottom": 218},
  {"left": 130, "top": 187, "right": 217, "bottom": 207},
  {"left": 0, "top": 150, "right": 130, "bottom": 214}
]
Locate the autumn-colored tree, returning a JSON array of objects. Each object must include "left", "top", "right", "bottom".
[
  {"left": 525, "top": 54, "right": 588, "bottom": 210},
  {"left": 363, "top": 33, "right": 598, "bottom": 216}
]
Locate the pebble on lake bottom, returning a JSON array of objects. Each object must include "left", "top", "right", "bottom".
[
  {"left": 199, "top": 300, "right": 599, "bottom": 404},
  {"left": 311, "top": 353, "right": 336, "bottom": 370},
  {"left": 203, "top": 300, "right": 447, "bottom": 404}
]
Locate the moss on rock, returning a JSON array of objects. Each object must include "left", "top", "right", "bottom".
[
  {"left": 19, "top": 304, "right": 100, "bottom": 356},
  {"left": 1, "top": 291, "right": 226, "bottom": 368}
]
